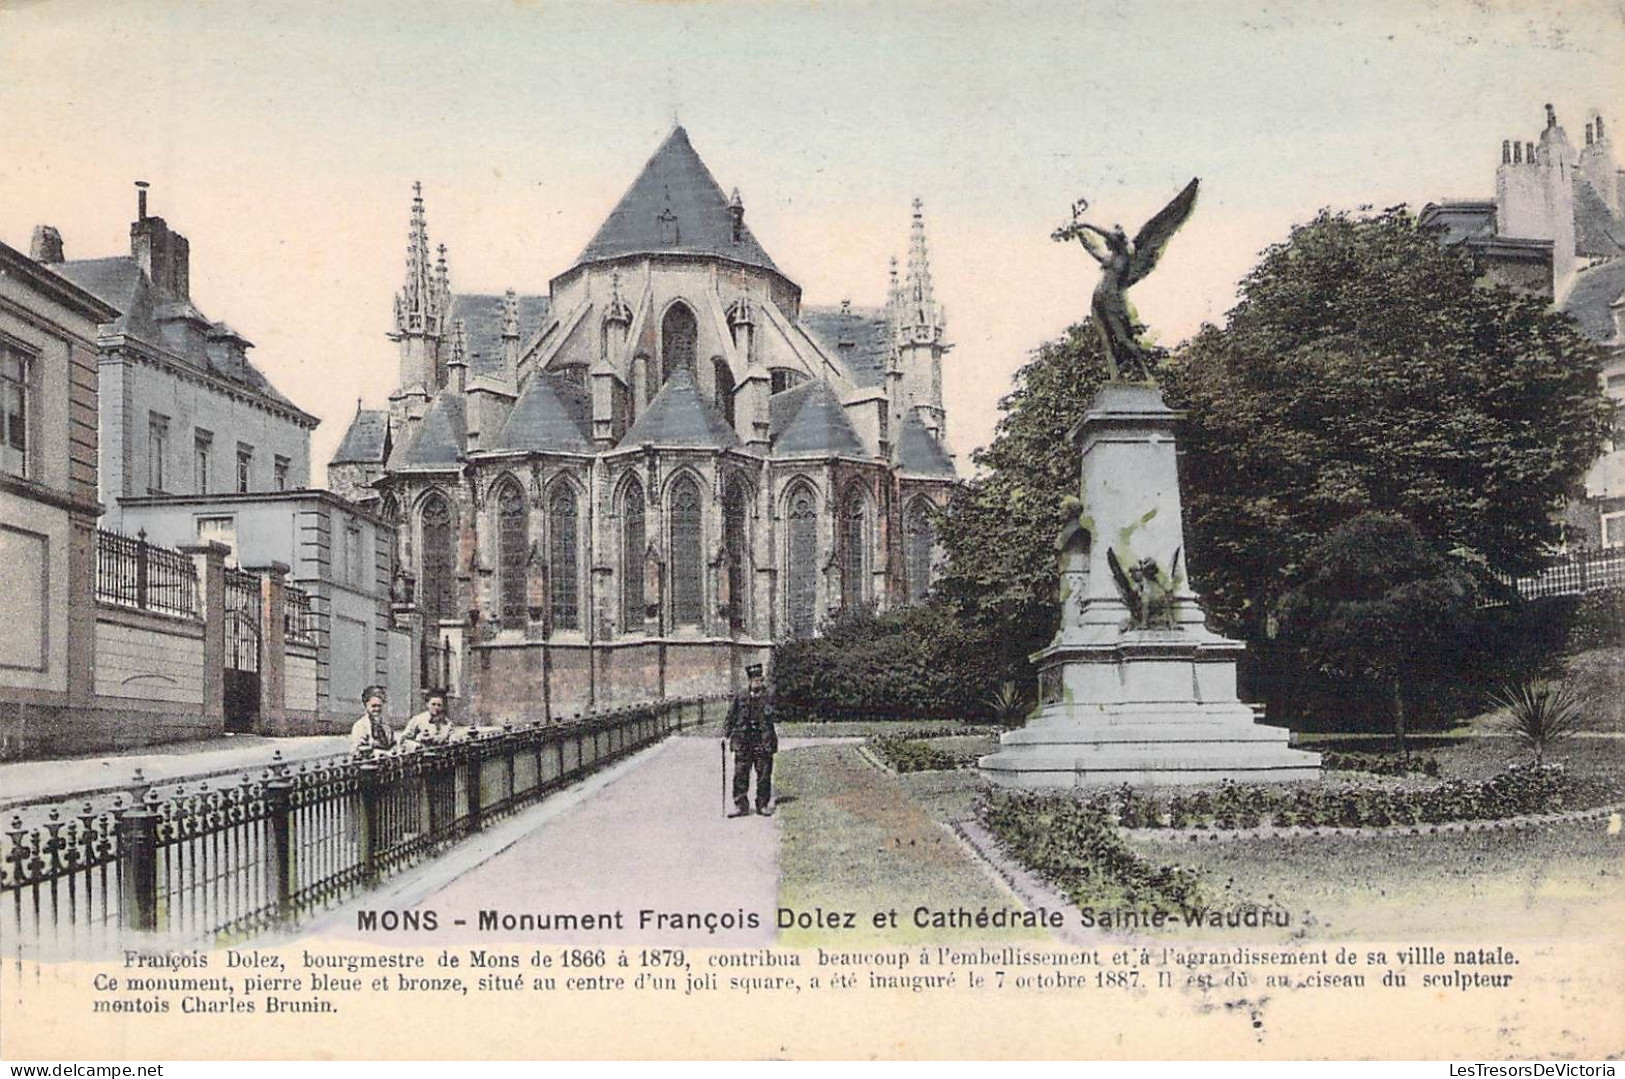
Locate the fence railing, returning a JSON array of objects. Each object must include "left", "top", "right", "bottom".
[
  {"left": 94, "top": 529, "right": 199, "bottom": 619},
  {"left": 1, "top": 698, "right": 715, "bottom": 958},
  {"left": 1494, "top": 545, "right": 1625, "bottom": 603},
  {"left": 284, "top": 585, "right": 317, "bottom": 645}
]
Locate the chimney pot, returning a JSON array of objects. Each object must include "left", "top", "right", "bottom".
[
  {"left": 1502, "top": 139, "right": 1512, "bottom": 164},
  {"left": 1598, "top": 117, "right": 1607, "bottom": 141},
  {"left": 1527, "top": 142, "right": 1536, "bottom": 164},
  {"left": 1586, "top": 122, "right": 1595, "bottom": 146},
  {"left": 1514, "top": 142, "right": 1523, "bottom": 164},
  {"left": 30, "top": 225, "right": 65, "bottom": 264},
  {"left": 135, "top": 180, "right": 149, "bottom": 221},
  {"left": 1545, "top": 103, "right": 1556, "bottom": 129}
]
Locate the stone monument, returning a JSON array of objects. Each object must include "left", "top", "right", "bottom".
[{"left": 979, "top": 182, "right": 1320, "bottom": 787}]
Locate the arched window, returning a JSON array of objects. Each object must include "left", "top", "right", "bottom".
[
  {"left": 496, "top": 480, "right": 528, "bottom": 630},
  {"left": 713, "top": 357, "right": 736, "bottom": 429},
  {"left": 840, "top": 485, "right": 868, "bottom": 611},
  {"left": 786, "top": 485, "right": 818, "bottom": 640},
  {"left": 379, "top": 493, "right": 400, "bottom": 524},
  {"left": 723, "top": 477, "right": 748, "bottom": 629},
  {"left": 621, "top": 478, "right": 646, "bottom": 630},
  {"left": 548, "top": 483, "right": 579, "bottom": 631},
  {"left": 905, "top": 498, "right": 936, "bottom": 604},
  {"left": 661, "top": 303, "right": 697, "bottom": 384},
  {"left": 670, "top": 475, "right": 703, "bottom": 626},
  {"left": 420, "top": 493, "right": 456, "bottom": 625}
]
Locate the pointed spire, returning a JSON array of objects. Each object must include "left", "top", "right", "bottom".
[
  {"left": 434, "top": 243, "right": 452, "bottom": 330},
  {"left": 446, "top": 317, "right": 469, "bottom": 393},
  {"left": 901, "top": 198, "right": 945, "bottom": 342},
  {"left": 393, "top": 181, "right": 438, "bottom": 338},
  {"left": 604, "top": 270, "right": 633, "bottom": 326}
]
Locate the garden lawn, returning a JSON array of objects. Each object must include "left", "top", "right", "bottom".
[
  {"left": 1122, "top": 815, "right": 1625, "bottom": 943},
  {"left": 772, "top": 744, "right": 1045, "bottom": 946}
]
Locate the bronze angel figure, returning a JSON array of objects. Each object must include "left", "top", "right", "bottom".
[{"left": 1053, "top": 178, "right": 1200, "bottom": 382}]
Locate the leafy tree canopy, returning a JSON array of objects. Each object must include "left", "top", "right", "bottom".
[{"left": 1165, "top": 206, "right": 1610, "bottom": 634}]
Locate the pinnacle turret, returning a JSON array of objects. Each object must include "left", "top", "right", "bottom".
[{"left": 393, "top": 181, "right": 442, "bottom": 338}]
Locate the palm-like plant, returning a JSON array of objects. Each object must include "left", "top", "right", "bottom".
[
  {"left": 1489, "top": 680, "right": 1589, "bottom": 766},
  {"left": 986, "top": 681, "right": 1032, "bottom": 728}
]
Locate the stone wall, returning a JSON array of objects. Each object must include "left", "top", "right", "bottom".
[{"left": 92, "top": 608, "right": 206, "bottom": 707}]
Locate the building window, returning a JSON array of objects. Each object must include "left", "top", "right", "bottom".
[
  {"left": 905, "top": 498, "right": 936, "bottom": 604},
  {"left": 420, "top": 493, "right": 456, "bottom": 625},
  {"left": 1, "top": 346, "right": 32, "bottom": 479},
  {"left": 274, "top": 455, "right": 289, "bottom": 492},
  {"left": 194, "top": 430, "right": 213, "bottom": 493},
  {"left": 344, "top": 523, "right": 364, "bottom": 588},
  {"left": 770, "top": 368, "right": 806, "bottom": 396},
  {"left": 840, "top": 485, "right": 868, "bottom": 611},
  {"left": 723, "top": 477, "right": 748, "bottom": 628},
  {"left": 196, "top": 516, "right": 237, "bottom": 567},
  {"left": 497, "top": 480, "right": 528, "bottom": 630},
  {"left": 147, "top": 413, "right": 169, "bottom": 494},
  {"left": 621, "top": 478, "right": 646, "bottom": 630},
  {"left": 786, "top": 485, "right": 818, "bottom": 640},
  {"left": 661, "top": 303, "right": 698, "bottom": 384},
  {"left": 670, "top": 475, "right": 703, "bottom": 626},
  {"left": 548, "top": 483, "right": 579, "bottom": 631},
  {"left": 713, "top": 358, "right": 736, "bottom": 429},
  {"left": 1603, "top": 512, "right": 1625, "bottom": 550},
  {"left": 236, "top": 444, "right": 254, "bottom": 493}
]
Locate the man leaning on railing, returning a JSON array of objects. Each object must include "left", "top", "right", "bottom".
[
  {"left": 350, "top": 685, "right": 399, "bottom": 758},
  {"left": 399, "top": 688, "right": 461, "bottom": 752}
]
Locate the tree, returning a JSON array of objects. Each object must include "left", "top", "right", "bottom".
[
  {"left": 1165, "top": 207, "right": 1611, "bottom": 637},
  {"left": 1278, "top": 513, "right": 1477, "bottom": 754},
  {"left": 933, "top": 322, "right": 1116, "bottom": 677}
]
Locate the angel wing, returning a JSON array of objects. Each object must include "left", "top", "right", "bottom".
[
  {"left": 1106, "top": 547, "right": 1143, "bottom": 624},
  {"left": 1124, "top": 178, "right": 1200, "bottom": 288}
]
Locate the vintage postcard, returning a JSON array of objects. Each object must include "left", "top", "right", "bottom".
[{"left": 1, "top": 0, "right": 1622, "bottom": 1062}]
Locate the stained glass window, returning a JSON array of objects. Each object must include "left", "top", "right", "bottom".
[
  {"left": 724, "top": 478, "right": 748, "bottom": 629},
  {"left": 662, "top": 303, "right": 697, "bottom": 383},
  {"left": 420, "top": 493, "right": 455, "bottom": 625},
  {"left": 841, "top": 486, "right": 867, "bottom": 611},
  {"left": 622, "top": 478, "right": 646, "bottom": 630},
  {"left": 670, "top": 475, "right": 703, "bottom": 625},
  {"left": 905, "top": 498, "right": 936, "bottom": 604},
  {"left": 787, "top": 486, "right": 817, "bottom": 640},
  {"left": 548, "top": 484, "right": 579, "bottom": 630},
  {"left": 498, "top": 481, "right": 528, "bottom": 630}
]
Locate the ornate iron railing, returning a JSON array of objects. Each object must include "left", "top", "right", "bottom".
[
  {"left": 1, "top": 699, "right": 713, "bottom": 958},
  {"left": 94, "top": 530, "right": 199, "bottom": 619}
]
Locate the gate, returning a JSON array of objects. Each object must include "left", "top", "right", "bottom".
[{"left": 224, "top": 568, "right": 262, "bottom": 732}]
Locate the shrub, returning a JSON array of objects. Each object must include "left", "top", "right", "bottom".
[
  {"left": 869, "top": 737, "right": 964, "bottom": 774},
  {"left": 1320, "top": 751, "right": 1440, "bottom": 777},
  {"left": 1489, "top": 680, "right": 1589, "bottom": 765},
  {"left": 985, "top": 681, "right": 1034, "bottom": 728}
]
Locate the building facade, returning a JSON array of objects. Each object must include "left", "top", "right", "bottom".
[{"left": 331, "top": 127, "right": 960, "bottom": 719}]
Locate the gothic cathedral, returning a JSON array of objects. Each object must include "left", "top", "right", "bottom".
[{"left": 329, "top": 127, "right": 958, "bottom": 719}]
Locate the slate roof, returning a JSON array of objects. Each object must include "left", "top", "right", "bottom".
[
  {"left": 1574, "top": 183, "right": 1625, "bottom": 258},
  {"left": 448, "top": 293, "right": 551, "bottom": 378},
  {"left": 488, "top": 373, "right": 594, "bottom": 453},
  {"left": 396, "top": 392, "right": 466, "bottom": 469},
  {"left": 896, "top": 411, "right": 956, "bottom": 477},
  {"left": 801, "top": 304, "right": 892, "bottom": 387},
  {"left": 1561, "top": 259, "right": 1625, "bottom": 343},
  {"left": 55, "top": 255, "right": 308, "bottom": 418},
  {"left": 331, "top": 409, "right": 391, "bottom": 465},
  {"left": 770, "top": 379, "right": 866, "bottom": 457},
  {"left": 573, "top": 127, "right": 782, "bottom": 278},
  {"left": 1419, "top": 201, "right": 1498, "bottom": 246},
  {"left": 620, "top": 367, "right": 740, "bottom": 449}
]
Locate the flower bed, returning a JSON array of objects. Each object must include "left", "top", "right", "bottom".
[
  {"left": 1084, "top": 765, "right": 1566, "bottom": 830},
  {"left": 979, "top": 791, "right": 1205, "bottom": 918},
  {"left": 1318, "top": 750, "right": 1440, "bottom": 777}
]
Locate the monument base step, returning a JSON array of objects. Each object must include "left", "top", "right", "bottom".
[{"left": 979, "top": 743, "right": 1323, "bottom": 788}]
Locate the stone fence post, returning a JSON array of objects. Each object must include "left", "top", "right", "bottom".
[
  {"left": 248, "top": 562, "right": 289, "bottom": 732},
  {"left": 178, "top": 541, "right": 230, "bottom": 727}
]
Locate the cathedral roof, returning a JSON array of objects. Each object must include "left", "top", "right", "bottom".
[
  {"left": 1573, "top": 183, "right": 1625, "bottom": 258},
  {"left": 331, "top": 408, "right": 391, "bottom": 465},
  {"left": 896, "top": 411, "right": 955, "bottom": 477},
  {"left": 770, "top": 379, "right": 866, "bottom": 457},
  {"left": 395, "top": 391, "right": 466, "bottom": 470},
  {"left": 449, "top": 292, "right": 551, "bottom": 378},
  {"left": 1561, "top": 258, "right": 1625, "bottom": 343},
  {"left": 620, "top": 366, "right": 741, "bottom": 449},
  {"left": 572, "top": 127, "right": 783, "bottom": 280},
  {"left": 800, "top": 304, "right": 892, "bottom": 387},
  {"left": 488, "top": 373, "right": 594, "bottom": 453}
]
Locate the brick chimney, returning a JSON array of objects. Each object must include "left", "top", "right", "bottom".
[
  {"left": 128, "top": 181, "right": 191, "bottom": 301},
  {"left": 29, "top": 226, "right": 64, "bottom": 264}
]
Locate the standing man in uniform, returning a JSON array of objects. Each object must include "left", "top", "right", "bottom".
[{"left": 724, "top": 664, "right": 778, "bottom": 817}]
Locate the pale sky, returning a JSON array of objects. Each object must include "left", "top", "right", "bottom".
[{"left": 2, "top": 0, "right": 1621, "bottom": 480}]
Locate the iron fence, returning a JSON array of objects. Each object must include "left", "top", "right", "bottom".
[
  {"left": 284, "top": 584, "right": 317, "bottom": 645},
  {"left": 1, "top": 698, "right": 714, "bottom": 959},
  {"left": 94, "top": 530, "right": 199, "bottom": 619},
  {"left": 1495, "top": 546, "right": 1625, "bottom": 603}
]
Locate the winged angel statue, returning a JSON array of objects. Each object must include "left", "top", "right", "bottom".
[{"left": 1052, "top": 179, "right": 1200, "bottom": 382}]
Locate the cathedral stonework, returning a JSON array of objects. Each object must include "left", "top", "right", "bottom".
[{"left": 330, "top": 127, "right": 959, "bottom": 719}]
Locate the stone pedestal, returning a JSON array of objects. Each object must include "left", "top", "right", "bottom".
[{"left": 979, "top": 384, "right": 1319, "bottom": 788}]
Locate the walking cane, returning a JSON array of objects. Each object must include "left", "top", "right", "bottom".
[{"left": 720, "top": 737, "right": 728, "bottom": 818}]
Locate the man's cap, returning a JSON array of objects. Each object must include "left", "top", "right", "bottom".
[
  {"left": 362, "top": 684, "right": 387, "bottom": 702},
  {"left": 746, "top": 664, "right": 764, "bottom": 678}
]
